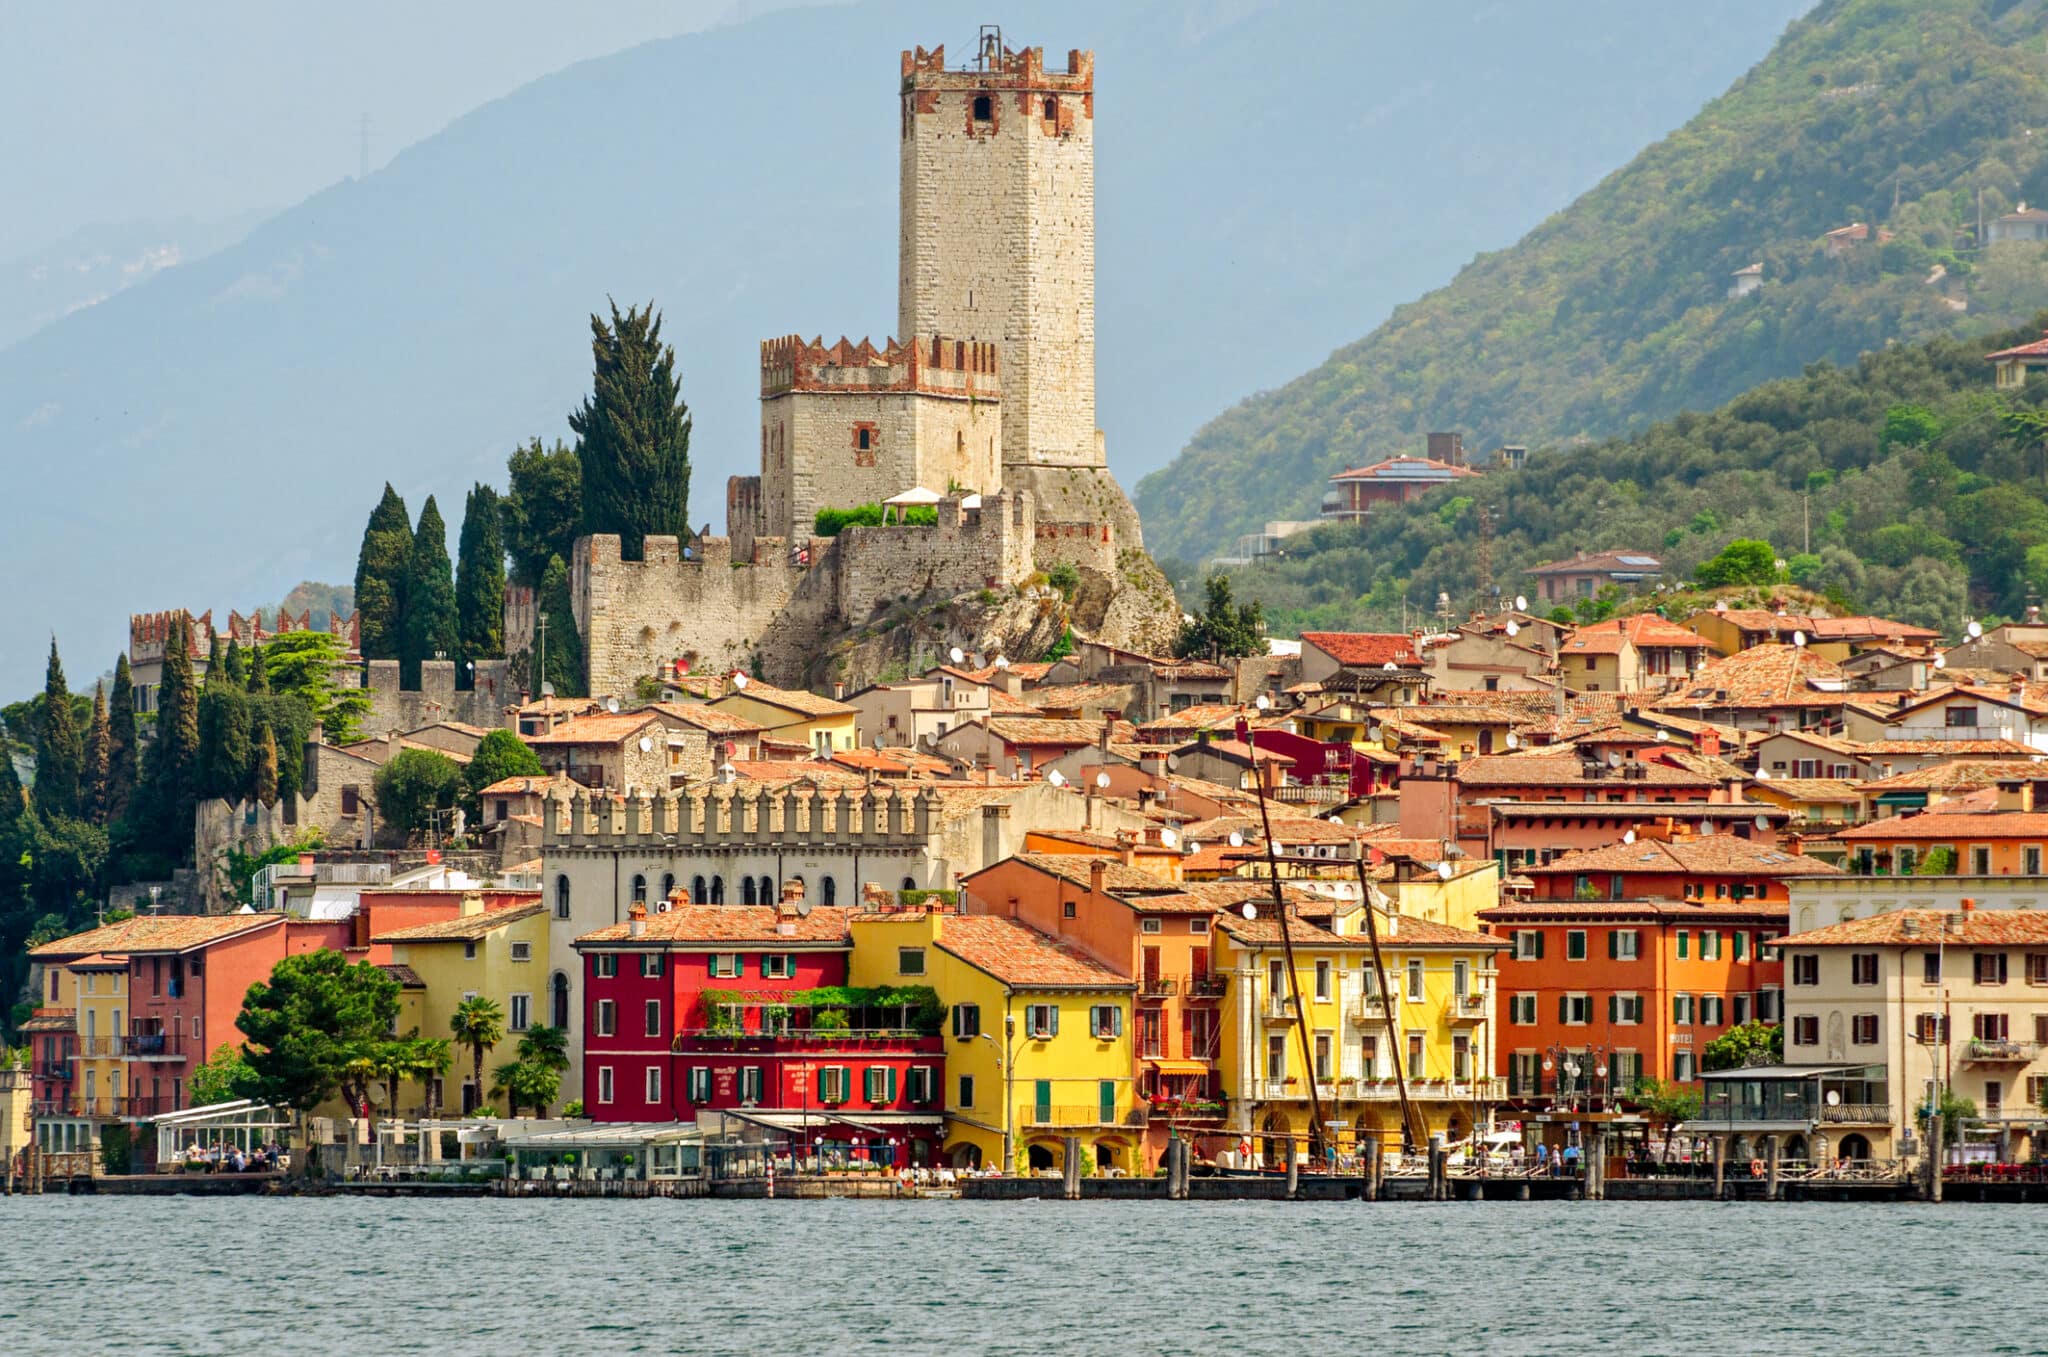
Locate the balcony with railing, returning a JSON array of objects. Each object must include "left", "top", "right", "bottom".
[
  {"left": 1264, "top": 994, "right": 1299, "bottom": 1022},
  {"left": 72, "top": 1036, "right": 125, "bottom": 1058},
  {"left": 1817, "top": 1103, "right": 1892, "bottom": 1124},
  {"left": 1960, "top": 1038, "right": 2044, "bottom": 1066},
  {"left": 1352, "top": 993, "right": 1392, "bottom": 1024},
  {"left": 1138, "top": 976, "right": 1178, "bottom": 1001},
  {"left": 1448, "top": 993, "right": 1487, "bottom": 1024},
  {"left": 126, "top": 1033, "right": 187, "bottom": 1059},
  {"left": 1184, "top": 974, "right": 1227, "bottom": 1001},
  {"left": 1017, "top": 1103, "right": 1144, "bottom": 1130}
]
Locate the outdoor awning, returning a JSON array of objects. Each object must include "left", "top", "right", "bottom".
[
  {"left": 1872, "top": 793, "right": 1927, "bottom": 807},
  {"left": 883, "top": 486, "right": 944, "bottom": 506},
  {"left": 722, "top": 1109, "right": 945, "bottom": 1134},
  {"left": 1147, "top": 1060, "right": 1212, "bottom": 1076}
]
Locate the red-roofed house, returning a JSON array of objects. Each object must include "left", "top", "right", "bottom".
[
  {"left": 1528, "top": 550, "right": 1665, "bottom": 602},
  {"left": 1320, "top": 435, "right": 1481, "bottom": 523},
  {"left": 1988, "top": 329, "right": 2048, "bottom": 390},
  {"left": 1299, "top": 632, "right": 1422, "bottom": 683}
]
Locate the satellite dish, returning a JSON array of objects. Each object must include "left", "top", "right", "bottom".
[
  {"left": 732, "top": 672, "right": 750, "bottom": 690},
  {"left": 605, "top": 696, "right": 621, "bottom": 713},
  {"left": 872, "top": 734, "right": 885, "bottom": 752},
  {"left": 1654, "top": 730, "right": 1669, "bottom": 742},
  {"left": 1165, "top": 755, "right": 1180, "bottom": 773},
  {"left": 1698, "top": 819, "right": 1716, "bottom": 836},
  {"left": 969, "top": 652, "right": 986, "bottom": 669},
  {"left": 1622, "top": 829, "right": 1637, "bottom": 845},
  {"left": 1607, "top": 752, "right": 1621, "bottom": 768},
  {"left": 1792, "top": 631, "right": 1807, "bottom": 648},
  {"left": 1186, "top": 840, "right": 1200, "bottom": 854},
  {"left": 1382, "top": 661, "right": 1399, "bottom": 673},
  {"left": 1095, "top": 772, "right": 1112, "bottom": 789},
  {"left": 1933, "top": 655, "right": 1948, "bottom": 670},
  {"left": 1968, "top": 620, "right": 1985, "bottom": 640},
  {"left": 638, "top": 736, "right": 653, "bottom": 753},
  {"left": 1227, "top": 831, "right": 1245, "bottom": 848},
  {"left": 1241, "top": 902, "right": 1259, "bottom": 920},
  {"left": 795, "top": 898, "right": 814, "bottom": 918},
  {"left": 1755, "top": 813, "right": 1771, "bottom": 830},
  {"left": 1436, "top": 861, "right": 1453, "bottom": 881},
  {"left": 995, "top": 656, "right": 1010, "bottom": 670},
  {"left": 1366, "top": 724, "right": 1383, "bottom": 743},
  {"left": 950, "top": 646, "right": 965, "bottom": 664},
  {"left": 1505, "top": 733, "right": 1520, "bottom": 749},
  {"left": 1714, "top": 599, "right": 1729, "bottom": 614},
  {"left": 1047, "top": 769, "right": 1066, "bottom": 787},
  {"left": 540, "top": 681, "right": 556, "bottom": 698},
  {"left": 1160, "top": 828, "right": 1178, "bottom": 848},
  {"left": 1505, "top": 621, "right": 1520, "bottom": 638},
  {"left": 722, "top": 739, "right": 738, "bottom": 757},
  {"left": 1825, "top": 1090, "right": 1841, "bottom": 1107},
  {"left": 1514, "top": 595, "right": 1528, "bottom": 613},
  {"left": 1756, "top": 768, "right": 1772, "bottom": 781}
]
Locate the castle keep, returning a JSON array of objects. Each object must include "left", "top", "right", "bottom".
[{"left": 568, "top": 34, "right": 1156, "bottom": 697}]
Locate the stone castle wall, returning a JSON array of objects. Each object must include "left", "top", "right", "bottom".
[
  {"left": 900, "top": 44, "right": 1097, "bottom": 470},
  {"left": 574, "top": 533, "right": 803, "bottom": 698},
  {"left": 361, "top": 658, "right": 514, "bottom": 734},
  {"left": 832, "top": 491, "right": 1038, "bottom": 624}
]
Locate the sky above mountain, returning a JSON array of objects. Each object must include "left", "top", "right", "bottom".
[{"left": 0, "top": 0, "right": 1812, "bottom": 696}]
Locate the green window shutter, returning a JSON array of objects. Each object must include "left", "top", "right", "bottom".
[
  {"left": 887, "top": 1067, "right": 899, "bottom": 1102},
  {"left": 1100, "top": 1079, "right": 1116, "bottom": 1124},
  {"left": 1607, "top": 931, "right": 1618, "bottom": 960},
  {"left": 1048, "top": 1006, "right": 1060, "bottom": 1037},
  {"left": 1534, "top": 932, "right": 1545, "bottom": 959},
  {"left": 1607, "top": 994, "right": 1617, "bottom": 1023},
  {"left": 1558, "top": 995, "right": 1568, "bottom": 1023}
]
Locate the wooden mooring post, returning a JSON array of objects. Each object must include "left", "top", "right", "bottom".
[
  {"left": 1062, "top": 1137, "right": 1081, "bottom": 1200},
  {"left": 1361, "top": 1132, "right": 1383, "bottom": 1200},
  {"left": 1712, "top": 1137, "right": 1727, "bottom": 1201}
]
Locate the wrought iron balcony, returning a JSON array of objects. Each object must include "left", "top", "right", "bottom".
[
  {"left": 1960, "top": 1038, "right": 2043, "bottom": 1065},
  {"left": 1185, "top": 974, "right": 1227, "bottom": 1000},
  {"left": 125, "top": 1033, "right": 185, "bottom": 1059},
  {"left": 1138, "top": 976, "right": 1178, "bottom": 1000}
]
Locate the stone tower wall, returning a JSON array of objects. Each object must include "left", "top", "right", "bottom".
[
  {"left": 573, "top": 533, "right": 803, "bottom": 698},
  {"left": 899, "top": 42, "right": 1098, "bottom": 471}
]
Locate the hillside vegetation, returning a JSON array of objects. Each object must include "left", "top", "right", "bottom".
[
  {"left": 1218, "top": 317, "right": 2048, "bottom": 639},
  {"left": 1139, "top": 0, "right": 2048, "bottom": 562}
]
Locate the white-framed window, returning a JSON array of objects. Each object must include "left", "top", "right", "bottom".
[
  {"left": 510, "top": 941, "right": 532, "bottom": 962},
  {"left": 1791, "top": 953, "right": 1819, "bottom": 986},
  {"left": 1791, "top": 1014, "right": 1819, "bottom": 1046},
  {"left": 597, "top": 1066, "right": 615, "bottom": 1104},
  {"left": 1610, "top": 993, "right": 1643, "bottom": 1024},
  {"left": 1405, "top": 959, "right": 1423, "bottom": 1001},
  {"left": 863, "top": 1065, "right": 899, "bottom": 1103},
  {"left": 951, "top": 1004, "right": 981, "bottom": 1038},
  {"left": 1700, "top": 994, "right": 1725, "bottom": 1026},
  {"left": 1565, "top": 930, "right": 1588, "bottom": 961},
  {"left": 907, "top": 1065, "right": 934, "bottom": 1104},
  {"left": 1851, "top": 1013, "right": 1879, "bottom": 1045},
  {"left": 1315, "top": 960, "right": 1333, "bottom": 1002},
  {"left": 1140, "top": 918, "right": 1162, "bottom": 934},
  {"left": 645, "top": 1066, "right": 662, "bottom": 1103},
  {"left": 594, "top": 954, "right": 618, "bottom": 979},
  {"left": 739, "top": 1066, "right": 764, "bottom": 1103},
  {"left": 509, "top": 993, "right": 531, "bottom": 1031},
  {"left": 688, "top": 1067, "right": 711, "bottom": 1103},
  {"left": 1089, "top": 1005, "right": 1123, "bottom": 1038},
  {"left": 1611, "top": 930, "right": 1639, "bottom": 961},
  {"left": 1699, "top": 931, "right": 1722, "bottom": 961},
  {"left": 1025, "top": 1004, "right": 1059, "bottom": 1039},
  {"left": 1514, "top": 930, "right": 1542, "bottom": 960},
  {"left": 1510, "top": 994, "right": 1537, "bottom": 1025},
  {"left": 761, "top": 954, "right": 797, "bottom": 979},
  {"left": 898, "top": 947, "right": 927, "bottom": 976},
  {"left": 641, "top": 953, "right": 664, "bottom": 978},
  {"left": 820, "top": 1066, "right": 851, "bottom": 1103},
  {"left": 709, "top": 954, "right": 741, "bottom": 978},
  {"left": 644, "top": 999, "right": 661, "bottom": 1037},
  {"left": 1673, "top": 1051, "right": 1696, "bottom": 1082},
  {"left": 1561, "top": 993, "right": 1591, "bottom": 1025},
  {"left": 595, "top": 1000, "right": 616, "bottom": 1037}
]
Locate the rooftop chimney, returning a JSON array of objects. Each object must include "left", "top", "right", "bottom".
[
  {"left": 1090, "top": 858, "right": 1107, "bottom": 897},
  {"left": 627, "top": 902, "right": 647, "bottom": 938}
]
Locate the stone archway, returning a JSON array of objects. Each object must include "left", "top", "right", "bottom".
[
  {"left": 1838, "top": 1133, "right": 1872, "bottom": 1161},
  {"left": 1026, "top": 1142, "right": 1057, "bottom": 1172},
  {"left": 1784, "top": 1134, "right": 1808, "bottom": 1164},
  {"left": 948, "top": 1142, "right": 982, "bottom": 1171}
]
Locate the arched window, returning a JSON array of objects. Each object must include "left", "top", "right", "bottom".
[
  {"left": 551, "top": 972, "right": 570, "bottom": 1031},
  {"left": 901, "top": 876, "right": 917, "bottom": 893},
  {"left": 555, "top": 876, "right": 571, "bottom": 920},
  {"left": 632, "top": 875, "right": 647, "bottom": 905},
  {"left": 661, "top": 873, "right": 676, "bottom": 904},
  {"left": 758, "top": 876, "right": 774, "bottom": 905},
  {"left": 822, "top": 877, "right": 837, "bottom": 906},
  {"left": 693, "top": 875, "right": 708, "bottom": 906},
  {"left": 1042, "top": 97, "right": 1056, "bottom": 121},
  {"left": 742, "top": 877, "right": 758, "bottom": 905},
  {"left": 711, "top": 875, "right": 726, "bottom": 905}
]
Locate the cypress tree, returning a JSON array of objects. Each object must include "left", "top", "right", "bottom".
[
  {"left": 253, "top": 723, "right": 279, "bottom": 807},
  {"left": 354, "top": 483, "right": 413, "bottom": 661},
  {"left": 223, "top": 637, "right": 248, "bottom": 687},
  {"left": 84, "top": 685, "right": 111, "bottom": 824},
  {"left": 143, "top": 614, "right": 202, "bottom": 857},
  {"left": 247, "top": 641, "right": 269, "bottom": 695},
  {"left": 106, "top": 653, "right": 138, "bottom": 824},
  {"left": 35, "top": 638, "right": 82, "bottom": 818},
  {"left": 505, "top": 437, "right": 583, "bottom": 588},
  {"left": 536, "top": 554, "right": 585, "bottom": 699},
  {"left": 571, "top": 300, "right": 692, "bottom": 559},
  {"left": 456, "top": 482, "right": 507, "bottom": 670},
  {"left": 401, "top": 496, "right": 460, "bottom": 689},
  {"left": 196, "top": 683, "right": 253, "bottom": 802}
]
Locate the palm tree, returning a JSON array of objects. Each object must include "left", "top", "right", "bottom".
[
  {"left": 410, "top": 1038, "right": 454, "bottom": 1115},
  {"left": 371, "top": 1041, "right": 413, "bottom": 1122},
  {"left": 516, "top": 1024, "right": 569, "bottom": 1076},
  {"left": 490, "top": 1058, "right": 527, "bottom": 1118},
  {"left": 449, "top": 996, "right": 504, "bottom": 1114},
  {"left": 340, "top": 1051, "right": 378, "bottom": 1123}
]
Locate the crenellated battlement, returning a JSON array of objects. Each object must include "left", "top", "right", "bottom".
[
  {"left": 760, "top": 333, "right": 1000, "bottom": 399},
  {"left": 901, "top": 42, "right": 1093, "bottom": 93},
  {"left": 360, "top": 656, "right": 512, "bottom": 735},
  {"left": 545, "top": 782, "right": 944, "bottom": 851}
]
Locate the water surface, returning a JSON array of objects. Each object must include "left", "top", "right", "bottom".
[{"left": 3, "top": 1197, "right": 2039, "bottom": 1355}]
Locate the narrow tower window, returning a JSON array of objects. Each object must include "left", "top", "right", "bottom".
[
  {"left": 972, "top": 95, "right": 992, "bottom": 121},
  {"left": 1043, "top": 97, "right": 1057, "bottom": 121}
]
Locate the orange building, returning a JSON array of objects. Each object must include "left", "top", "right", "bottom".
[
  {"left": 1476, "top": 833, "right": 1835, "bottom": 1103},
  {"left": 1836, "top": 809, "right": 2048, "bottom": 876},
  {"left": 960, "top": 854, "right": 1233, "bottom": 1165}
]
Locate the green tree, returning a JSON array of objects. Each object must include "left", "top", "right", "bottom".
[
  {"left": 492, "top": 1052, "right": 562, "bottom": 1120},
  {"left": 34, "top": 639, "right": 82, "bottom": 817},
  {"left": 372, "top": 748, "right": 463, "bottom": 842},
  {"left": 353, "top": 483, "right": 413, "bottom": 661},
  {"left": 190, "top": 1042, "right": 256, "bottom": 1105},
  {"left": 253, "top": 722, "right": 279, "bottom": 807},
  {"left": 82, "top": 685, "right": 110, "bottom": 825},
  {"left": 1916, "top": 1088, "right": 1977, "bottom": 1143},
  {"left": 1879, "top": 403, "right": 1943, "bottom": 452},
  {"left": 137, "top": 613, "right": 202, "bottom": 859},
  {"left": 534, "top": 554, "right": 586, "bottom": 698},
  {"left": 105, "top": 653, "right": 139, "bottom": 824},
  {"left": 234, "top": 950, "right": 400, "bottom": 1113},
  {"left": 456, "top": 482, "right": 507, "bottom": 670},
  {"left": 1915, "top": 846, "right": 1958, "bottom": 875},
  {"left": 195, "top": 680, "right": 253, "bottom": 802},
  {"left": 504, "top": 437, "right": 583, "bottom": 589},
  {"left": 572, "top": 300, "right": 693, "bottom": 559},
  {"left": 449, "top": 995, "right": 505, "bottom": 1114},
  {"left": 462, "top": 729, "right": 544, "bottom": 818},
  {"left": 258, "top": 631, "right": 370, "bottom": 744},
  {"left": 1693, "top": 539, "right": 1782, "bottom": 589},
  {"left": 401, "top": 496, "right": 460, "bottom": 690},
  {"left": 1701, "top": 1020, "right": 1783, "bottom": 1071},
  {"left": 1173, "top": 574, "right": 1265, "bottom": 661},
  {"left": 1628, "top": 1078, "right": 1703, "bottom": 1161}
]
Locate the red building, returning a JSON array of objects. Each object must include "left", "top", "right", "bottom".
[
  {"left": 574, "top": 902, "right": 945, "bottom": 1164},
  {"left": 1320, "top": 435, "right": 1481, "bottom": 523}
]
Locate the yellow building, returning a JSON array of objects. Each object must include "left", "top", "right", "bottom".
[
  {"left": 708, "top": 680, "right": 860, "bottom": 757},
  {"left": 849, "top": 910, "right": 1137, "bottom": 1174},
  {"left": 374, "top": 898, "right": 552, "bottom": 1115},
  {"left": 1213, "top": 900, "right": 1506, "bottom": 1165},
  {"left": 1375, "top": 859, "right": 1500, "bottom": 933},
  {"left": 69, "top": 954, "right": 130, "bottom": 1121}
]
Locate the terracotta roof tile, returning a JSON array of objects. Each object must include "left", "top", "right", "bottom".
[
  {"left": 374, "top": 901, "right": 548, "bottom": 943},
  {"left": 1455, "top": 755, "right": 1717, "bottom": 788},
  {"left": 712, "top": 681, "right": 857, "bottom": 719},
  {"left": 1839, "top": 811, "right": 2048, "bottom": 841},
  {"left": 1858, "top": 760, "right": 2048, "bottom": 792},
  {"left": 649, "top": 703, "right": 767, "bottom": 734},
  {"left": 1299, "top": 633, "right": 1420, "bottom": 667},
  {"left": 30, "top": 914, "right": 282, "bottom": 959},
  {"left": 1521, "top": 838, "right": 1841, "bottom": 877},
  {"left": 523, "top": 712, "right": 661, "bottom": 746},
  {"left": 1781, "top": 909, "right": 2048, "bottom": 947},
  {"left": 936, "top": 915, "right": 1131, "bottom": 988},
  {"left": 577, "top": 905, "right": 857, "bottom": 947},
  {"left": 994, "top": 853, "right": 1183, "bottom": 894}
]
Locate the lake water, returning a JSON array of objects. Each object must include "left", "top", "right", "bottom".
[{"left": 3, "top": 1196, "right": 2042, "bottom": 1355}]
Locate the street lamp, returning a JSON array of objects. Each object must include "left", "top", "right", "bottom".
[{"left": 972, "top": 1012, "right": 1020, "bottom": 1174}]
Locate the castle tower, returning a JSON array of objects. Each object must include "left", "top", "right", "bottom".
[{"left": 899, "top": 33, "right": 1099, "bottom": 473}]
